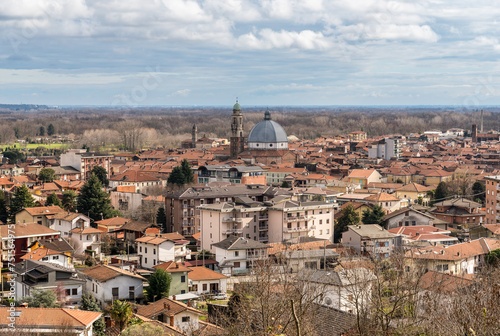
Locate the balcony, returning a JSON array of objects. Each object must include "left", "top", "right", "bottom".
[
  {"left": 258, "top": 236, "right": 268, "bottom": 242},
  {"left": 259, "top": 216, "right": 269, "bottom": 220},
  {"left": 222, "top": 229, "right": 243, "bottom": 234},
  {"left": 182, "top": 222, "right": 195, "bottom": 227},
  {"left": 247, "top": 253, "right": 266, "bottom": 260},
  {"left": 258, "top": 225, "right": 269, "bottom": 231},
  {"left": 222, "top": 217, "right": 243, "bottom": 223},
  {"left": 285, "top": 215, "right": 314, "bottom": 222},
  {"left": 284, "top": 227, "right": 310, "bottom": 233}
]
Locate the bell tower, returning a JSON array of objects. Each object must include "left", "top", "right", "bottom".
[
  {"left": 191, "top": 124, "right": 197, "bottom": 148},
  {"left": 230, "top": 99, "right": 245, "bottom": 158}
]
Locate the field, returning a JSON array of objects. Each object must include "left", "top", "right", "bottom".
[{"left": 1, "top": 143, "right": 68, "bottom": 150}]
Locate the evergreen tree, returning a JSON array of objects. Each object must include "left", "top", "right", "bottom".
[
  {"left": 433, "top": 182, "right": 448, "bottom": 204},
  {"left": 0, "top": 191, "right": 8, "bottom": 224},
  {"left": 62, "top": 190, "right": 77, "bottom": 212},
  {"left": 146, "top": 269, "right": 172, "bottom": 302},
  {"left": 91, "top": 165, "right": 109, "bottom": 187},
  {"left": 334, "top": 203, "right": 360, "bottom": 243},
  {"left": 21, "top": 289, "right": 59, "bottom": 308},
  {"left": 281, "top": 180, "right": 291, "bottom": 188},
  {"left": 361, "top": 204, "right": 386, "bottom": 225},
  {"left": 46, "top": 192, "right": 62, "bottom": 208},
  {"left": 38, "top": 167, "right": 56, "bottom": 182},
  {"left": 80, "top": 294, "right": 105, "bottom": 336},
  {"left": 10, "top": 184, "right": 35, "bottom": 221},
  {"left": 77, "top": 174, "right": 116, "bottom": 223},
  {"left": 47, "top": 124, "right": 55, "bottom": 136},
  {"left": 472, "top": 181, "right": 486, "bottom": 204},
  {"left": 39, "top": 126, "right": 45, "bottom": 136},
  {"left": 156, "top": 207, "right": 167, "bottom": 232},
  {"left": 180, "top": 159, "right": 194, "bottom": 184},
  {"left": 167, "top": 166, "right": 186, "bottom": 186}
]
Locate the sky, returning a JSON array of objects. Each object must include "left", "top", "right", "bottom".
[{"left": 1, "top": 0, "right": 500, "bottom": 107}]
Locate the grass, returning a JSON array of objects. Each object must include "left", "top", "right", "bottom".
[{"left": 2, "top": 143, "right": 68, "bottom": 150}]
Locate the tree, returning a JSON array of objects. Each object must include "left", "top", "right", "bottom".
[
  {"left": 167, "top": 166, "right": 186, "bottom": 186},
  {"left": 361, "top": 204, "right": 385, "bottom": 225},
  {"left": 39, "top": 126, "right": 45, "bottom": 136},
  {"left": 146, "top": 269, "right": 172, "bottom": 302},
  {"left": 91, "top": 165, "right": 109, "bottom": 187},
  {"left": 62, "top": 190, "right": 77, "bottom": 212},
  {"left": 110, "top": 300, "right": 132, "bottom": 331},
  {"left": 47, "top": 123, "right": 55, "bottom": 136},
  {"left": 485, "top": 249, "right": 500, "bottom": 266},
  {"left": 196, "top": 249, "right": 215, "bottom": 260},
  {"left": 21, "top": 289, "right": 59, "bottom": 308},
  {"left": 180, "top": 159, "right": 194, "bottom": 184},
  {"left": 396, "top": 178, "right": 404, "bottom": 184},
  {"left": 80, "top": 294, "right": 105, "bottom": 336},
  {"left": 46, "top": 192, "right": 62, "bottom": 208},
  {"left": 281, "top": 180, "right": 291, "bottom": 188},
  {"left": 121, "top": 322, "right": 163, "bottom": 336},
  {"left": 9, "top": 184, "right": 35, "bottom": 221},
  {"left": 472, "top": 180, "right": 486, "bottom": 204},
  {"left": 433, "top": 181, "right": 448, "bottom": 204},
  {"left": 156, "top": 207, "right": 166, "bottom": 232},
  {"left": 38, "top": 167, "right": 56, "bottom": 182},
  {"left": 77, "top": 174, "right": 117, "bottom": 223},
  {"left": 0, "top": 190, "right": 8, "bottom": 224},
  {"left": 334, "top": 203, "right": 360, "bottom": 243}
]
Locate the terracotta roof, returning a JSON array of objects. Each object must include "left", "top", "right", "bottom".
[
  {"left": 187, "top": 266, "right": 227, "bottom": 281},
  {"left": 136, "top": 236, "right": 170, "bottom": 245},
  {"left": 347, "top": 169, "right": 377, "bottom": 179},
  {"left": 153, "top": 261, "right": 192, "bottom": 273},
  {"left": 365, "top": 192, "right": 400, "bottom": 202},
  {"left": 133, "top": 298, "right": 203, "bottom": 319},
  {"left": 81, "top": 264, "right": 146, "bottom": 282},
  {"left": 0, "top": 223, "right": 59, "bottom": 239},
  {"left": 21, "top": 206, "right": 66, "bottom": 216},
  {"left": 21, "top": 248, "right": 65, "bottom": 261},
  {"left": 50, "top": 212, "right": 86, "bottom": 221},
  {"left": 0, "top": 307, "right": 101, "bottom": 328},
  {"left": 119, "top": 220, "right": 156, "bottom": 232},
  {"left": 95, "top": 216, "right": 130, "bottom": 226},
  {"left": 395, "top": 182, "right": 433, "bottom": 193},
  {"left": 407, "top": 238, "right": 500, "bottom": 261},
  {"left": 419, "top": 271, "right": 474, "bottom": 294},
  {"left": 69, "top": 227, "right": 103, "bottom": 234},
  {"left": 110, "top": 170, "right": 160, "bottom": 182},
  {"left": 482, "top": 224, "right": 500, "bottom": 235}
]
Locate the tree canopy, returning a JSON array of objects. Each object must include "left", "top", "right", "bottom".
[
  {"left": 167, "top": 159, "right": 194, "bottom": 186},
  {"left": 80, "top": 294, "right": 105, "bottom": 336},
  {"left": 46, "top": 192, "right": 62, "bottom": 208},
  {"left": 0, "top": 191, "right": 8, "bottom": 224},
  {"left": 146, "top": 269, "right": 172, "bottom": 302},
  {"left": 38, "top": 168, "right": 56, "bottom": 182},
  {"left": 334, "top": 203, "right": 360, "bottom": 243},
  {"left": 110, "top": 300, "right": 132, "bottom": 331},
  {"left": 472, "top": 180, "right": 486, "bottom": 204},
  {"left": 91, "top": 165, "right": 109, "bottom": 187},
  {"left": 361, "top": 204, "right": 386, "bottom": 225},
  {"left": 77, "top": 173, "right": 117, "bottom": 223},
  {"left": 47, "top": 123, "right": 55, "bottom": 136},
  {"left": 62, "top": 190, "right": 77, "bottom": 212},
  {"left": 10, "top": 184, "right": 35, "bottom": 221},
  {"left": 21, "top": 289, "right": 59, "bottom": 308},
  {"left": 156, "top": 207, "right": 166, "bottom": 232},
  {"left": 121, "top": 322, "right": 163, "bottom": 336}
]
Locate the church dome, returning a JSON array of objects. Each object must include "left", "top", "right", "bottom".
[
  {"left": 247, "top": 109, "right": 288, "bottom": 150},
  {"left": 233, "top": 102, "right": 241, "bottom": 111}
]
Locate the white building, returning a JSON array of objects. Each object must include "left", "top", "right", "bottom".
[
  {"left": 367, "top": 136, "right": 405, "bottom": 161},
  {"left": 48, "top": 212, "right": 91, "bottom": 237},
  {"left": 136, "top": 236, "right": 176, "bottom": 269},
  {"left": 187, "top": 266, "right": 228, "bottom": 295},
  {"left": 69, "top": 227, "right": 103, "bottom": 257},
  {"left": 80, "top": 264, "right": 145, "bottom": 307},
  {"left": 342, "top": 224, "right": 400, "bottom": 259}
]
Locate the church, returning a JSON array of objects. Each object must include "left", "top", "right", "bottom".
[{"left": 230, "top": 101, "right": 295, "bottom": 165}]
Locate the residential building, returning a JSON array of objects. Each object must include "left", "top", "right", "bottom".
[
  {"left": 348, "top": 131, "right": 367, "bottom": 142},
  {"left": 197, "top": 165, "right": 267, "bottom": 185},
  {"left": 47, "top": 212, "right": 92, "bottom": 237},
  {"left": 364, "top": 192, "right": 402, "bottom": 213},
  {"left": 187, "top": 266, "right": 228, "bottom": 296},
  {"left": 264, "top": 166, "right": 307, "bottom": 186},
  {"left": 1, "top": 223, "right": 60, "bottom": 265},
  {"left": 80, "top": 264, "right": 146, "bottom": 307},
  {"left": 153, "top": 261, "right": 191, "bottom": 296},
  {"left": 274, "top": 248, "right": 339, "bottom": 273},
  {"left": 0, "top": 307, "right": 101, "bottom": 336},
  {"left": 68, "top": 227, "right": 103, "bottom": 257},
  {"left": 383, "top": 207, "right": 448, "bottom": 230},
  {"left": 95, "top": 216, "right": 130, "bottom": 233},
  {"left": 430, "top": 198, "right": 485, "bottom": 229},
  {"left": 136, "top": 236, "right": 176, "bottom": 269},
  {"left": 368, "top": 136, "right": 405, "bottom": 160},
  {"left": 342, "top": 224, "right": 400, "bottom": 259},
  {"left": 21, "top": 247, "right": 73, "bottom": 268},
  {"left": 388, "top": 226, "right": 458, "bottom": 247},
  {"left": 14, "top": 259, "right": 85, "bottom": 306},
  {"left": 485, "top": 175, "right": 500, "bottom": 224},
  {"left": 60, "top": 149, "right": 112, "bottom": 181},
  {"left": 393, "top": 182, "right": 433, "bottom": 206},
  {"left": 15, "top": 206, "right": 66, "bottom": 227},
  {"left": 346, "top": 169, "right": 383, "bottom": 188},
  {"left": 109, "top": 170, "right": 163, "bottom": 192},
  {"left": 211, "top": 236, "right": 269, "bottom": 276},
  {"left": 470, "top": 224, "right": 500, "bottom": 240},
  {"left": 110, "top": 187, "right": 145, "bottom": 213}
]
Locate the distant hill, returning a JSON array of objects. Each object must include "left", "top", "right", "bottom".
[{"left": 0, "top": 104, "right": 51, "bottom": 111}]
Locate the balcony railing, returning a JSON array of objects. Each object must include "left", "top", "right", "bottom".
[
  {"left": 247, "top": 253, "right": 267, "bottom": 259},
  {"left": 285, "top": 215, "right": 314, "bottom": 222},
  {"left": 284, "top": 227, "right": 310, "bottom": 233},
  {"left": 258, "top": 225, "right": 268, "bottom": 231},
  {"left": 222, "top": 217, "right": 243, "bottom": 223},
  {"left": 258, "top": 236, "right": 268, "bottom": 242},
  {"left": 259, "top": 216, "right": 269, "bottom": 220},
  {"left": 222, "top": 229, "right": 243, "bottom": 234}
]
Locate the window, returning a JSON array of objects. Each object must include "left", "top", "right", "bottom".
[
  {"left": 326, "top": 219, "right": 329, "bottom": 224},
  {"left": 203, "top": 284, "right": 207, "bottom": 291},
  {"left": 129, "top": 286, "right": 135, "bottom": 300},
  {"left": 145, "top": 247, "right": 148, "bottom": 253},
  {"left": 87, "top": 235, "right": 90, "bottom": 240},
  {"left": 145, "top": 257, "right": 148, "bottom": 264},
  {"left": 66, "top": 289, "right": 70, "bottom": 296},
  {"left": 235, "top": 251, "right": 239, "bottom": 257},
  {"left": 153, "top": 259, "right": 156, "bottom": 265},
  {"left": 153, "top": 249, "right": 156, "bottom": 255},
  {"left": 234, "top": 262, "right": 240, "bottom": 268},
  {"left": 112, "top": 287, "right": 119, "bottom": 300},
  {"left": 72, "top": 288, "right": 77, "bottom": 295},
  {"left": 181, "top": 275, "right": 186, "bottom": 283},
  {"left": 182, "top": 316, "right": 190, "bottom": 323},
  {"left": 319, "top": 220, "right": 323, "bottom": 224},
  {"left": 42, "top": 257, "right": 48, "bottom": 261},
  {"left": 411, "top": 221, "right": 416, "bottom": 226},
  {"left": 139, "top": 246, "right": 142, "bottom": 253}
]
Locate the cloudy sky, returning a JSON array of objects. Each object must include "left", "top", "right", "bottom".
[{"left": 1, "top": 0, "right": 500, "bottom": 106}]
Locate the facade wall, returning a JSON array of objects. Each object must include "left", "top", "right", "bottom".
[
  {"left": 138, "top": 241, "right": 175, "bottom": 269},
  {"left": 86, "top": 275, "right": 144, "bottom": 306},
  {"left": 485, "top": 177, "right": 500, "bottom": 224}
]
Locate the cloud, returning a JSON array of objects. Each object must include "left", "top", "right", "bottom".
[{"left": 237, "top": 29, "right": 331, "bottom": 50}]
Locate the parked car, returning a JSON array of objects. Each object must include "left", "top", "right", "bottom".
[{"left": 213, "top": 293, "right": 228, "bottom": 300}]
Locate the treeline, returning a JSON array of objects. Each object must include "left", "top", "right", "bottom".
[{"left": 0, "top": 107, "right": 498, "bottom": 147}]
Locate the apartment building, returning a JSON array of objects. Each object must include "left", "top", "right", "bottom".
[
  {"left": 60, "top": 149, "right": 112, "bottom": 180},
  {"left": 485, "top": 176, "right": 500, "bottom": 224}
]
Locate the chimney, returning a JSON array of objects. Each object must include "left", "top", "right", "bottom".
[
  {"left": 105, "top": 316, "right": 112, "bottom": 328},
  {"left": 172, "top": 295, "right": 176, "bottom": 301},
  {"left": 169, "top": 315, "right": 175, "bottom": 327},
  {"left": 187, "top": 300, "right": 192, "bottom": 307},
  {"left": 164, "top": 302, "right": 170, "bottom": 310}
]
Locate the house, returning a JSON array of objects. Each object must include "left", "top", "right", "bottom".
[
  {"left": 430, "top": 198, "right": 485, "bottom": 229},
  {"left": 21, "top": 247, "right": 73, "bottom": 269},
  {"left": 470, "top": 224, "right": 500, "bottom": 240},
  {"left": 187, "top": 266, "right": 228, "bottom": 296},
  {"left": 211, "top": 236, "right": 269, "bottom": 276},
  {"left": 274, "top": 248, "right": 340, "bottom": 273},
  {"left": 405, "top": 238, "right": 500, "bottom": 275},
  {"left": 1, "top": 223, "right": 60, "bottom": 265},
  {"left": 383, "top": 207, "right": 449, "bottom": 230},
  {"left": 154, "top": 261, "right": 192, "bottom": 296},
  {"left": 0, "top": 307, "right": 101, "bottom": 336},
  {"left": 346, "top": 169, "right": 382, "bottom": 188},
  {"left": 14, "top": 259, "right": 86, "bottom": 306},
  {"left": 15, "top": 206, "right": 66, "bottom": 227},
  {"left": 113, "top": 220, "right": 158, "bottom": 245},
  {"left": 47, "top": 212, "right": 92, "bottom": 237},
  {"left": 296, "top": 268, "right": 376, "bottom": 314},
  {"left": 342, "top": 224, "right": 400, "bottom": 259},
  {"left": 60, "top": 149, "right": 112, "bottom": 180},
  {"left": 109, "top": 170, "right": 163, "bottom": 192},
  {"left": 197, "top": 165, "right": 267, "bottom": 185},
  {"left": 364, "top": 192, "right": 402, "bottom": 213},
  {"left": 110, "top": 188, "right": 144, "bottom": 213},
  {"left": 133, "top": 298, "right": 204, "bottom": 335},
  {"left": 80, "top": 264, "right": 146, "bottom": 307},
  {"left": 136, "top": 236, "right": 176, "bottom": 269},
  {"left": 394, "top": 182, "right": 433, "bottom": 206},
  {"left": 95, "top": 216, "right": 130, "bottom": 233},
  {"left": 388, "top": 226, "right": 458, "bottom": 247},
  {"left": 68, "top": 227, "right": 103, "bottom": 257}
]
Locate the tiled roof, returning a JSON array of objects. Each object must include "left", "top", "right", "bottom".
[
  {"left": 347, "top": 169, "right": 377, "bottom": 179},
  {"left": 365, "top": 192, "right": 400, "bottom": 202},
  {"left": 133, "top": 298, "right": 203, "bottom": 319},
  {"left": 406, "top": 238, "right": 500, "bottom": 261},
  {"left": 419, "top": 271, "right": 474, "bottom": 294},
  {"left": 211, "top": 236, "right": 269, "bottom": 250},
  {"left": 39, "top": 237, "right": 74, "bottom": 252},
  {"left": 154, "top": 261, "right": 192, "bottom": 273},
  {"left": 395, "top": 182, "right": 433, "bottom": 193},
  {"left": 50, "top": 212, "right": 86, "bottom": 221},
  {"left": 81, "top": 264, "right": 145, "bottom": 282},
  {"left": 21, "top": 248, "right": 64, "bottom": 261},
  {"left": 0, "top": 307, "right": 101, "bottom": 328},
  {"left": 95, "top": 216, "right": 130, "bottom": 226},
  {"left": 21, "top": 206, "right": 66, "bottom": 216},
  {"left": 119, "top": 220, "right": 156, "bottom": 232},
  {"left": 0, "top": 223, "right": 59, "bottom": 239},
  {"left": 136, "top": 236, "right": 170, "bottom": 245},
  {"left": 110, "top": 170, "right": 160, "bottom": 182},
  {"left": 187, "top": 266, "right": 227, "bottom": 281},
  {"left": 70, "top": 227, "right": 103, "bottom": 234},
  {"left": 482, "top": 224, "right": 500, "bottom": 235}
]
